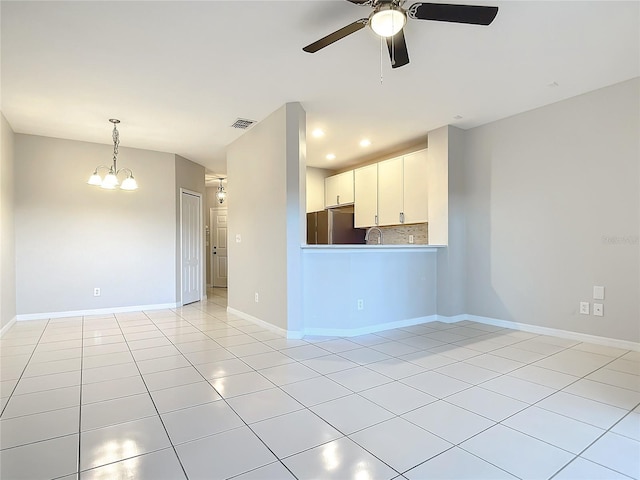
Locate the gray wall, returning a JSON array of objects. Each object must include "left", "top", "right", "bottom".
[
  {"left": 14, "top": 134, "right": 178, "bottom": 315},
  {"left": 1, "top": 114, "right": 16, "bottom": 329},
  {"left": 463, "top": 78, "right": 640, "bottom": 342},
  {"left": 436, "top": 125, "right": 467, "bottom": 317},
  {"left": 175, "top": 154, "right": 206, "bottom": 302},
  {"left": 227, "top": 103, "right": 305, "bottom": 331}
]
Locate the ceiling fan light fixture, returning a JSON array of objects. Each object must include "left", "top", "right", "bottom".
[{"left": 370, "top": 5, "right": 406, "bottom": 38}]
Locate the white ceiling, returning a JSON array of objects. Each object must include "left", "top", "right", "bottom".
[{"left": 1, "top": 1, "right": 638, "bottom": 176}]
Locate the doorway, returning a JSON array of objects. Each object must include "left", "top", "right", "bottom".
[
  {"left": 180, "top": 190, "right": 203, "bottom": 305},
  {"left": 210, "top": 207, "right": 228, "bottom": 288}
]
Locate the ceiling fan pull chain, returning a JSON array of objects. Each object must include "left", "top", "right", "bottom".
[
  {"left": 380, "top": 36, "right": 384, "bottom": 84},
  {"left": 391, "top": 25, "right": 396, "bottom": 65}
]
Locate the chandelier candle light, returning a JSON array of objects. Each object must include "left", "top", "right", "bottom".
[{"left": 87, "top": 119, "right": 138, "bottom": 190}]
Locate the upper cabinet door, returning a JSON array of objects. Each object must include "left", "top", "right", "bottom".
[
  {"left": 377, "top": 156, "right": 403, "bottom": 226},
  {"left": 324, "top": 171, "right": 354, "bottom": 208},
  {"left": 354, "top": 164, "right": 378, "bottom": 228},
  {"left": 325, "top": 175, "right": 340, "bottom": 208},
  {"left": 338, "top": 170, "right": 354, "bottom": 205},
  {"left": 402, "top": 150, "right": 428, "bottom": 224}
]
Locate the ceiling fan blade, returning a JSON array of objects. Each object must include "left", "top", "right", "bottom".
[
  {"left": 407, "top": 3, "right": 498, "bottom": 25},
  {"left": 303, "top": 19, "right": 369, "bottom": 53},
  {"left": 386, "top": 29, "right": 410, "bottom": 69}
]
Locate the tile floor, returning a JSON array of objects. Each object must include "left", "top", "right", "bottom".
[{"left": 1, "top": 289, "right": 639, "bottom": 479}]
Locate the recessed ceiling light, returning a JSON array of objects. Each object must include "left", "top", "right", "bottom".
[
  {"left": 360, "top": 139, "right": 371, "bottom": 147},
  {"left": 326, "top": 153, "right": 336, "bottom": 160},
  {"left": 312, "top": 129, "right": 325, "bottom": 138}
]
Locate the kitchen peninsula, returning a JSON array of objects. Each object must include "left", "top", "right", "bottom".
[{"left": 300, "top": 126, "right": 454, "bottom": 337}]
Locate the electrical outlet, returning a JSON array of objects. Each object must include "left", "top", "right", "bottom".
[
  {"left": 593, "top": 286, "right": 605, "bottom": 300},
  {"left": 236, "top": 234, "right": 242, "bottom": 243},
  {"left": 93, "top": 288, "right": 101, "bottom": 297},
  {"left": 579, "top": 302, "right": 589, "bottom": 315},
  {"left": 255, "top": 292, "right": 259, "bottom": 303},
  {"left": 357, "top": 299, "right": 364, "bottom": 310},
  {"left": 408, "top": 235, "right": 414, "bottom": 244},
  {"left": 593, "top": 303, "right": 604, "bottom": 316}
]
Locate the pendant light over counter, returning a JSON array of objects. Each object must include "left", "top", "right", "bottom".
[
  {"left": 216, "top": 178, "right": 226, "bottom": 204},
  {"left": 88, "top": 119, "right": 138, "bottom": 191}
]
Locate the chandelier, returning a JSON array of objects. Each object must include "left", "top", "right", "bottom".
[
  {"left": 88, "top": 119, "right": 138, "bottom": 190},
  {"left": 216, "top": 178, "right": 226, "bottom": 204}
]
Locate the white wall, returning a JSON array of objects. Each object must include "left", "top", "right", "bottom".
[
  {"left": 1, "top": 114, "right": 16, "bottom": 330},
  {"left": 463, "top": 78, "right": 640, "bottom": 342},
  {"left": 227, "top": 103, "right": 305, "bottom": 332},
  {"left": 426, "top": 127, "right": 449, "bottom": 246},
  {"left": 14, "top": 134, "right": 178, "bottom": 315},
  {"left": 175, "top": 154, "right": 206, "bottom": 302},
  {"left": 306, "top": 167, "right": 330, "bottom": 213}
]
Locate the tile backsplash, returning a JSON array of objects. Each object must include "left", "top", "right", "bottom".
[{"left": 364, "top": 223, "right": 428, "bottom": 245}]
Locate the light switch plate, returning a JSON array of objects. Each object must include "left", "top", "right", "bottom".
[
  {"left": 235, "top": 234, "right": 242, "bottom": 243},
  {"left": 593, "top": 286, "right": 605, "bottom": 300},
  {"left": 579, "top": 302, "right": 589, "bottom": 315},
  {"left": 593, "top": 303, "right": 604, "bottom": 316}
]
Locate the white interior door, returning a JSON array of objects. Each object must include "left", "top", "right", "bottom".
[
  {"left": 210, "top": 208, "right": 228, "bottom": 288},
  {"left": 181, "top": 191, "right": 202, "bottom": 305}
]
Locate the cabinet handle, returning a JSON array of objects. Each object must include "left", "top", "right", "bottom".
[
  {"left": 400, "top": 212, "right": 405, "bottom": 223},
  {"left": 337, "top": 195, "right": 340, "bottom": 205},
  {"left": 374, "top": 215, "right": 378, "bottom": 226}
]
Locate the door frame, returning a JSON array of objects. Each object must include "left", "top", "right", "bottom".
[
  {"left": 209, "top": 206, "right": 229, "bottom": 288},
  {"left": 179, "top": 188, "right": 204, "bottom": 306}
]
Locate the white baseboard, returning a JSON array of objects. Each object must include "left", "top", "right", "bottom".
[
  {"left": 0, "top": 316, "right": 17, "bottom": 337},
  {"left": 16, "top": 303, "right": 181, "bottom": 321},
  {"left": 227, "top": 309, "right": 438, "bottom": 340},
  {"left": 438, "top": 314, "right": 640, "bottom": 352},
  {"left": 435, "top": 314, "right": 467, "bottom": 324},
  {"left": 304, "top": 315, "right": 437, "bottom": 338},
  {"left": 226, "top": 307, "right": 303, "bottom": 339}
]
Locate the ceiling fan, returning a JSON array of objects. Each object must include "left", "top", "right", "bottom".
[{"left": 303, "top": 0, "right": 498, "bottom": 69}]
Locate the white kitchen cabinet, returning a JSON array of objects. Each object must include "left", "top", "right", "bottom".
[
  {"left": 402, "top": 149, "right": 428, "bottom": 224},
  {"left": 354, "top": 164, "right": 378, "bottom": 228},
  {"left": 376, "top": 150, "right": 428, "bottom": 226},
  {"left": 377, "top": 156, "right": 403, "bottom": 226},
  {"left": 324, "top": 170, "right": 354, "bottom": 208}
]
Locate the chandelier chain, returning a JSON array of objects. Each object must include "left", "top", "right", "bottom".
[{"left": 112, "top": 123, "right": 119, "bottom": 165}]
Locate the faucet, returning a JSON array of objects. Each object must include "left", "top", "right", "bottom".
[{"left": 365, "top": 226, "right": 383, "bottom": 245}]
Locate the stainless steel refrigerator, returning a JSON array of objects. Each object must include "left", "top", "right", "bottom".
[{"left": 306, "top": 208, "right": 366, "bottom": 245}]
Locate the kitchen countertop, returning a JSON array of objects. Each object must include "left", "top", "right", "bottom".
[{"left": 301, "top": 244, "right": 444, "bottom": 252}]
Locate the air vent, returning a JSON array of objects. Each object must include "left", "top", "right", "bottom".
[{"left": 230, "top": 118, "right": 257, "bottom": 129}]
